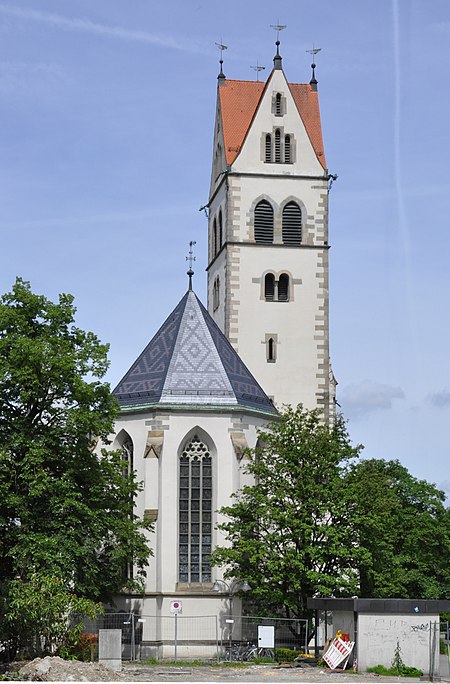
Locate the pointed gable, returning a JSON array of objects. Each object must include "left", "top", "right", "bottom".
[
  {"left": 113, "top": 290, "right": 277, "bottom": 416},
  {"left": 218, "top": 73, "right": 326, "bottom": 169},
  {"left": 289, "top": 83, "right": 326, "bottom": 168}
]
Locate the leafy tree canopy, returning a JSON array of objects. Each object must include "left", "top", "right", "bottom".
[
  {"left": 343, "top": 458, "right": 450, "bottom": 599},
  {"left": 211, "top": 405, "right": 364, "bottom": 620},
  {"left": 0, "top": 279, "right": 152, "bottom": 606}
]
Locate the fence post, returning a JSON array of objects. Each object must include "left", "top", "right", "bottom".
[{"left": 174, "top": 613, "right": 178, "bottom": 663}]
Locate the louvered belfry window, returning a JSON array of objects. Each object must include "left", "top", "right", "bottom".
[
  {"left": 264, "top": 273, "right": 275, "bottom": 301},
  {"left": 278, "top": 273, "right": 290, "bottom": 301},
  {"left": 275, "top": 92, "right": 282, "bottom": 116},
  {"left": 265, "top": 134, "right": 272, "bottom": 162},
  {"left": 275, "top": 129, "right": 281, "bottom": 163},
  {"left": 282, "top": 202, "right": 302, "bottom": 245},
  {"left": 179, "top": 435, "right": 212, "bottom": 584},
  {"left": 254, "top": 200, "right": 274, "bottom": 244},
  {"left": 285, "top": 134, "right": 291, "bottom": 163}
]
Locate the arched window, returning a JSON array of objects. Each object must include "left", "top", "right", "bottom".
[
  {"left": 219, "top": 210, "right": 223, "bottom": 248},
  {"left": 267, "top": 337, "right": 276, "bottom": 362},
  {"left": 213, "top": 218, "right": 217, "bottom": 256},
  {"left": 179, "top": 435, "right": 212, "bottom": 584},
  {"left": 278, "top": 273, "right": 290, "bottom": 301},
  {"left": 275, "top": 92, "right": 282, "bottom": 116},
  {"left": 213, "top": 277, "right": 220, "bottom": 311},
  {"left": 264, "top": 273, "right": 275, "bottom": 301},
  {"left": 282, "top": 202, "right": 302, "bottom": 245},
  {"left": 265, "top": 134, "right": 272, "bottom": 162},
  {"left": 285, "top": 135, "right": 291, "bottom": 163},
  {"left": 275, "top": 129, "right": 281, "bottom": 163},
  {"left": 121, "top": 434, "right": 133, "bottom": 477},
  {"left": 254, "top": 200, "right": 274, "bottom": 244}
]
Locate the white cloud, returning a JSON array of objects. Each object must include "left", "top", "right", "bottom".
[
  {"left": 339, "top": 380, "right": 405, "bottom": 420},
  {"left": 0, "top": 4, "right": 210, "bottom": 55},
  {"left": 428, "top": 390, "right": 450, "bottom": 408}
]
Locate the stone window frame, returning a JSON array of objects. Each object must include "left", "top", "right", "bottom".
[{"left": 178, "top": 431, "right": 214, "bottom": 585}]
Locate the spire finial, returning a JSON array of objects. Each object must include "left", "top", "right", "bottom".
[
  {"left": 215, "top": 41, "right": 228, "bottom": 82},
  {"left": 270, "top": 22, "right": 286, "bottom": 69},
  {"left": 186, "top": 240, "right": 196, "bottom": 290},
  {"left": 306, "top": 46, "right": 321, "bottom": 91}
]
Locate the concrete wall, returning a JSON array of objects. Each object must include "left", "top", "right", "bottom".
[{"left": 357, "top": 613, "right": 439, "bottom": 674}]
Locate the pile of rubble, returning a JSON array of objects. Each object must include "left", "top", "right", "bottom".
[{"left": 17, "top": 656, "right": 123, "bottom": 681}]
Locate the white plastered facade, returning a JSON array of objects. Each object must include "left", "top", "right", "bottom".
[
  {"left": 207, "top": 67, "right": 334, "bottom": 418},
  {"left": 106, "top": 407, "right": 267, "bottom": 623}
]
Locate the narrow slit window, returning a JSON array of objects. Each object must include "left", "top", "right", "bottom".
[
  {"left": 219, "top": 210, "right": 223, "bottom": 247},
  {"left": 254, "top": 201, "right": 274, "bottom": 244},
  {"left": 264, "top": 273, "right": 275, "bottom": 301},
  {"left": 213, "top": 218, "right": 217, "bottom": 256},
  {"left": 275, "top": 129, "right": 281, "bottom": 163},
  {"left": 267, "top": 337, "right": 276, "bottom": 362},
  {"left": 278, "top": 273, "right": 290, "bottom": 301}
]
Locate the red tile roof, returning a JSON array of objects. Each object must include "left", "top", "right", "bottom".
[{"left": 218, "top": 77, "right": 326, "bottom": 169}]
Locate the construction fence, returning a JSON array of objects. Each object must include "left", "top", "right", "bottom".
[{"left": 73, "top": 612, "right": 308, "bottom": 662}]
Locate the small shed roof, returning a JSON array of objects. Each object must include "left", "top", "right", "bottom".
[{"left": 307, "top": 597, "right": 450, "bottom": 614}]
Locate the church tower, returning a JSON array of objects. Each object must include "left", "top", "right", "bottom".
[{"left": 207, "top": 41, "right": 335, "bottom": 420}]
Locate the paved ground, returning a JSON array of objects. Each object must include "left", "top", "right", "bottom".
[{"left": 121, "top": 663, "right": 431, "bottom": 683}]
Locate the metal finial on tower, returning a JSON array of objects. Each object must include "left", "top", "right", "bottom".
[
  {"left": 215, "top": 41, "right": 228, "bottom": 82},
  {"left": 250, "top": 61, "right": 265, "bottom": 82},
  {"left": 270, "top": 22, "right": 286, "bottom": 69},
  {"left": 306, "top": 46, "right": 321, "bottom": 91},
  {"left": 186, "top": 240, "right": 197, "bottom": 290}
]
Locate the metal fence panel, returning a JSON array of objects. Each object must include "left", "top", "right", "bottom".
[{"left": 218, "top": 615, "right": 308, "bottom": 661}]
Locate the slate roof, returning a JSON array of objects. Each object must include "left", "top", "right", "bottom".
[
  {"left": 218, "top": 76, "right": 326, "bottom": 169},
  {"left": 113, "top": 290, "right": 277, "bottom": 416}
]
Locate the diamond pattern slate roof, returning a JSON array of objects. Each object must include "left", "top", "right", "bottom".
[{"left": 113, "top": 290, "right": 277, "bottom": 415}]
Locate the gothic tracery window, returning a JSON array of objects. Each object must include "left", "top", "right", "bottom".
[{"left": 179, "top": 435, "right": 212, "bottom": 584}]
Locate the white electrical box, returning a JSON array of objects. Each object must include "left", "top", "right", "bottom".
[{"left": 258, "top": 625, "right": 275, "bottom": 648}]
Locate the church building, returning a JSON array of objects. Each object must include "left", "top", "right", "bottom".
[{"left": 105, "top": 38, "right": 334, "bottom": 649}]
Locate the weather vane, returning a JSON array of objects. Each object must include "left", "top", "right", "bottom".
[
  {"left": 306, "top": 46, "right": 321, "bottom": 88},
  {"left": 270, "top": 22, "right": 287, "bottom": 41},
  {"left": 250, "top": 61, "right": 265, "bottom": 82},
  {"left": 215, "top": 41, "right": 228, "bottom": 61}
]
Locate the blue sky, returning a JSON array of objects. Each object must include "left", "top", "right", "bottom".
[{"left": 1, "top": 0, "right": 449, "bottom": 498}]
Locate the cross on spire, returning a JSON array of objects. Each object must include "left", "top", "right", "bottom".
[{"left": 186, "top": 240, "right": 196, "bottom": 290}]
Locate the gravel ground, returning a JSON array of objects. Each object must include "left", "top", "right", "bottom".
[{"left": 121, "top": 663, "right": 426, "bottom": 683}]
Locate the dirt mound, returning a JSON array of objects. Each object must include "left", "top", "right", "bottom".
[{"left": 18, "top": 656, "right": 124, "bottom": 681}]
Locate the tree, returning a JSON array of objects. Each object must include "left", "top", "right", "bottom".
[
  {"left": 343, "top": 458, "right": 450, "bottom": 599},
  {"left": 0, "top": 279, "right": 152, "bottom": 654},
  {"left": 211, "top": 405, "right": 363, "bottom": 621}
]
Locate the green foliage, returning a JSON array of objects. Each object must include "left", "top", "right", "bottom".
[
  {"left": 211, "top": 406, "right": 363, "bottom": 619},
  {"left": 274, "top": 648, "right": 298, "bottom": 662},
  {"left": 0, "top": 279, "right": 153, "bottom": 657},
  {"left": 343, "top": 459, "right": 450, "bottom": 598},
  {"left": 0, "top": 573, "right": 101, "bottom": 659},
  {"left": 367, "top": 664, "right": 423, "bottom": 677}
]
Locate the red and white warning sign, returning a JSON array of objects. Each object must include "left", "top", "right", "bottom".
[
  {"left": 323, "top": 637, "right": 354, "bottom": 669},
  {"left": 170, "top": 600, "right": 182, "bottom": 614}
]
